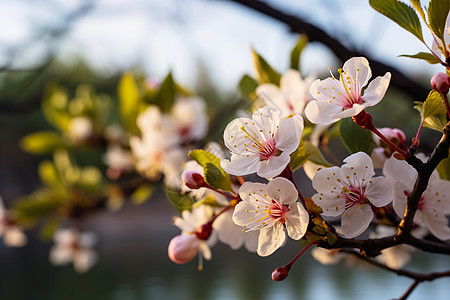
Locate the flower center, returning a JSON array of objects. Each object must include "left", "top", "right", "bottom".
[
  {"left": 342, "top": 185, "right": 366, "bottom": 210},
  {"left": 265, "top": 199, "right": 290, "bottom": 224},
  {"left": 240, "top": 126, "right": 281, "bottom": 160},
  {"left": 337, "top": 68, "right": 364, "bottom": 108}
]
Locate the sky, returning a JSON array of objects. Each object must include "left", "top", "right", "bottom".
[{"left": 0, "top": 0, "right": 443, "bottom": 91}]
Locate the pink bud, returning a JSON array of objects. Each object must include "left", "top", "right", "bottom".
[
  {"left": 195, "top": 222, "right": 213, "bottom": 241},
  {"left": 168, "top": 234, "right": 200, "bottom": 264},
  {"left": 183, "top": 171, "right": 206, "bottom": 189},
  {"left": 431, "top": 72, "right": 450, "bottom": 94},
  {"left": 272, "top": 266, "right": 289, "bottom": 281}
]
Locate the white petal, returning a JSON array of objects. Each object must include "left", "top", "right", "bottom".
[
  {"left": 50, "top": 247, "right": 73, "bottom": 265},
  {"left": 221, "top": 155, "right": 259, "bottom": 176},
  {"left": 312, "top": 194, "right": 346, "bottom": 217},
  {"left": 199, "top": 241, "right": 212, "bottom": 260},
  {"left": 422, "top": 211, "right": 450, "bottom": 241},
  {"left": 257, "top": 152, "right": 290, "bottom": 178},
  {"left": 305, "top": 100, "right": 342, "bottom": 125},
  {"left": 392, "top": 186, "right": 408, "bottom": 218},
  {"left": 73, "top": 250, "right": 97, "bottom": 273},
  {"left": 267, "top": 177, "right": 298, "bottom": 204},
  {"left": 342, "top": 57, "right": 372, "bottom": 88},
  {"left": 238, "top": 181, "right": 268, "bottom": 199},
  {"left": 243, "top": 230, "right": 259, "bottom": 252},
  {"left": 3, "top": 227, "right": 27, "bottom": 247},
  {"left": 383, "top": 156, "right": 417, "bottom": 188},
  {"left": 256, "top": 84, "right": 287, "bottom": 115},
  {"left": 232, "top": 200, "right": 260, "bottom": 227},
  {"left": 365, "top": 176, "right": 394, "bottom": 207},
  {"left": 362, "top": 73, "right": 391, "bottom": 105},
  {"left": 341, "top": 152, "right": 375, "bottom": 183},
  {"left": 329, "top": 103, "right": 367, "bottom": 119},
  {"left": 275, "top": 115, "right": 303, "bottom": 153},
  {"left": 213, "top": 210, "right": 244, "bottom": 250},
  {"left": 312, "top": 166, "right": 342, "bottom": 192},
  {"left": 303, "top": 160, "right": 326, "bottom": 181},
  {"left": 341, "top": 204, "right": 373, "bottom": 238},
  {"left": 257, "top": 223, "right": 286, "bottom": 256},
  {"left": 285, "top": 202, "right": 309, "bottom": 240}
]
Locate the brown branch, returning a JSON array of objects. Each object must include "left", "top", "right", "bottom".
[
  {"left": 400, "top": 121, "right": 450, "bottom": 234},
  {"left": 224, "top": 0, "right": 429, "bottom": 101}
]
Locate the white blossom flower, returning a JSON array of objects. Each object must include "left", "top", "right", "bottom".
[
  {"left": 49, "top": 227, "right": 98, "bottom": 273},
  {"left": 311, "top": 152, "right": 394, "bottom": 238},
  {"left": 233, "top": 177, "right": 309, "bottom": 256},
  {"left": 221, "top": 106, "right": 303, "bottom": 179},
  {"left": 103, "top": 144, "right": 134, "bottom": 172},
  {"left": 305, "top": 57, "right": 391, "bottom": 125},
  {"left": 213, "top": 209, "right": 259, "bottom": 252},
  {"left": 169, "top": 205, "right": 217, "bottom": 269},
  {"left": 256, "top": 69, "right": 314, "bottom": 118},
  {"left": 169, "top": 96, "right": 208, "bottom": 142},
  {"left": 383, "top": 155, "right": 450, "bottom": 241},
  {"left": 0, "top": 197, "right": 27, "bottom": 247},
  {"left": 311, "top": 247, "right": 345, "bottom": 265}
]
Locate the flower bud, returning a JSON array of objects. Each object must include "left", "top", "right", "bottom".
[
  {"left": 183, "top": 171, "right": 206, "bottom": 189},
  {"left": 271, "top": 266, "right": 289, "bottom": 281},
  {"left": 168, "top": 234, "right": 200, "bottom": 264},
  {"left": 431, "top": 72, "right": 450, "bottom": 94},
  {"left": 195, "top": 222, "right": 213, "bottom": 240}
]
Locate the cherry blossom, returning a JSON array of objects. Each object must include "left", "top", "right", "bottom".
[
  {"left": 311, "top": 152, "right": 394, "bottom": 238},
  {"left": 169, "top": 205, "right": 217, "bottom": 269},
  {"left": 169, "top": 96, "right": 208, "bottom": 142},
  {"left": 256, "top": 69, "right": 313, "bottom": 118},
  {"left": 305, "top": 57, "right": 391, "bottom": 125},
  {"left": 232, "top": 177, "right": 309, "bottom": 256},
  {"left": 0, "top": 196, "right": 27, "bottom": 247},
  {"left": 221, "top": 106, "right": 303, "bottom": 179},
  {"left": 383, "top": 155, "right": 450, "bottom": 241},
  {"left": 49, "top": 227, "right": 98, "bottom": 273}
]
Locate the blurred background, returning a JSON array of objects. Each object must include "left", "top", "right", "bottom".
[{"left": 0, "top": 0, "right": 449, "bottom": 299}]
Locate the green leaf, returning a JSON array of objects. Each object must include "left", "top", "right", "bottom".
[
  {"left": 42, "top": 85, "right": 72, "bottom": 132},
  {"left": 399, "top": 52, "right": 441, "bottom": 64},
  {"left": 189, "top": 149, "right": 233, "bottom": 192},
  {"left": 410, "top": 0, "right": 427, "bottom": 24},
  {"left": 436, "top": 158, "right": 450, "bottom": 180},
  {"left": 326, "top": 232, "right": 338, "bottom": 245},
  {"left": 238, "top": 74, "right": 259, "bottom": 100},
  {"left": 290, "top": 34, "right": 308, "bottom": 70},
  {"left": 38, "top": 161, "right": 64, "bottom": 191},
  {"left": 157, "top": 72, "right": 176, "bottom": 113},
  {"left": 21, "top": 131, "right": 67, "bottom": 154},
  {"left": 339, "top": 118, "right": 375, "bottom": 155},
  {"left": 305, "top": 196, "right": 323, "bottom": 213},
  {"left": 414, "top": 90, "right": 447, "bottom": 132},
  {"left": 131, "top": 183, "right": 155, "bottom": 205},
  {"left": 370, "top": 0, "right": 424, "bottom": 42},
  {"left": 251, "top": 48, "right": 281, "bottom": 85},
  {"left": 12, "top": 191, "right": 65, "bottom": 226},
  {"left": 204, "top": 163, "right": 233, "bottom": 192},
  {"left": 427, "top": 0, "right": 450, "bottom": 43},
  {"left": 290, "top": 140, "right": 332, "bottom": 172},
  {"left": 165, "top": 188, "right": 194, "bottom": 213},
  {"left": 39, "top": 217, "right": 61, "bottom": 241},
  {"left": 119, "top": 72, "right": 140, "bottom": 133}
]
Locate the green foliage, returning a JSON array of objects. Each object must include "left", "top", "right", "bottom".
[
  {"left": 410, "top": 0, "right": 427, "bottom": 24},
  {"left": 399, "top": 52, "right": 441, "bottom": 64},
  {"left": 251, "top": 48, "right": 281, "bottom": 85},
  {"left": 131, "top": 183, "right": 156, "bottom": 205},
  {"left": 414, "top": 90, "right": 447, "bottom": 132},
  {"left": 157, "top": 72, "right": 176, "bottom": 113},
  {"left": 192, "top": 194, "right": 226, "bottom": 208},
  {"left": 21, "top": 131, "right": 68, "bottom": 154},
  {"left": 370, "top": 0, "right": 424, "bottom": 42},
  {"left": 427, "top": 0, "right": 450, "bottom": 43},
  {"left": 42, "top": 85, "right": 72, "bottom": 132},
  {"left": 339, "top": 118, "right": 375, "bottom": 155},
  {"left": 189, "top": 149, "right": 233, "bottom": 192},
  {"left": 436, "top": 158, "right": 450, "bottom": 180},
  {"left": 12, "top": 191, "right": 66, "bottom": 226},
  {"left": 38, "top": 160, "right": 65, "bottom": 192},
  {"left": 166, "top": 188, "right": 194, "bottom": 213},
  {"left": 238, "top": 74, "right": 259, "bottom": 99},
  {"left": 119, "top": 72, "right": 141, "bottom": 133},
  {"left": 290, "top": 140, "right": 332, "bottom": 172},
  {"left": 290, "top": 34, "right": 308, "bottom": 70},
  {"left": 39, "top": 217, "right": 61, "bottom": 241}
]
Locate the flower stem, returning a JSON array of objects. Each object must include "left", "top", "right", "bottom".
[
  {"left": 204, "top": 183, "right": 239, "bottom": 200},
  {"left": 283, "top": 240, "right": 317, "bottom": 272},
  {"left": 371, "top": 127, "right": 408, "bottom": 159}
]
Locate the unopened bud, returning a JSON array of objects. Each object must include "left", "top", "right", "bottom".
[
  {"left": 183, "top": 171, "right": 206, "bottom": 189},
  {"left": 272, "top": 266, "right": 289, "bottom": 281},
  {"left": 195, "top": 222, "right": 213, "bottom": 240},
  {"left": 431, "top": 72, "right": 450, "bottom": 94},
  {"left": 168, "top": 234, "right": 200, "bottom": 264}
]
